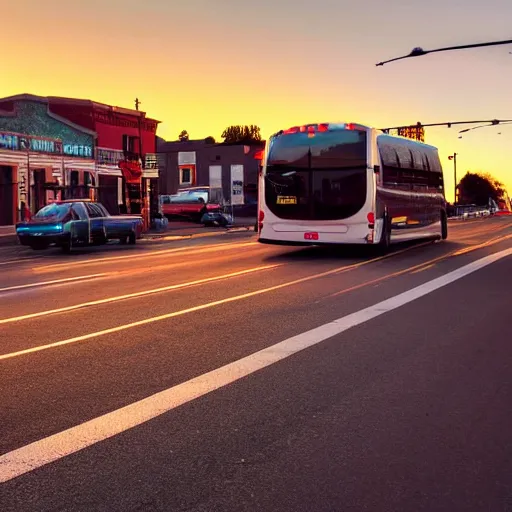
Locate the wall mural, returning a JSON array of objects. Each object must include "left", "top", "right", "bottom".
[{"left": 0, "top": 101, "right": 94, "bottom": 157}]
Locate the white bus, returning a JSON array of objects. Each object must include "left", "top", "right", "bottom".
[{"left": 257, "top": 122, "right": 447, "bottom": 248}]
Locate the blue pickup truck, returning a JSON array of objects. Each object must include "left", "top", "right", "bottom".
[{"left": 16, "top": 200, "right": 143, "bottom": 252}]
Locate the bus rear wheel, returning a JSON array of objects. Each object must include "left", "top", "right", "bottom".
[
  {"left": 441, "top": 210, "right": 448, "bottom": 240},
  {"left": 378, "top": 214, "right": 391, "bottom": 252}
]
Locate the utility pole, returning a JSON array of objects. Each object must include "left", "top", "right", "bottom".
[
  {"left": 135, "top": 98, "right": 141, "bottom": 111},
  {"left": 448, "top": 153, "right": 458, "bottom": 204}
]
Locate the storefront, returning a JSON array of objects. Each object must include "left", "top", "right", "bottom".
[
  {"left": 0, "top": 98, "right": 96, "bottom": 222},
  {"left": 96, "top": 148, "right": 159, "bottom": 227}
]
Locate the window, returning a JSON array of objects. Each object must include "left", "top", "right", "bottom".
[
  {"left": 86, "top": 203, "right": 105, "bottom": 218},
  {"left": 180, "top": 167, "right": 193, "bottom": 185},
  {"left": 265, "top": 130, "right": 368, "bottom": 221},
  {"left": 34, "top": 203, "right": 71, "bottom": 220},
  {"left": 69, "top": 170, "right": 79, "bottom": 187},
  {"left": 122, "top": 135, "right": 140, "bottom": 154},
  {"left": 377, "top": 135, "right": 444, "bottom": 190}
]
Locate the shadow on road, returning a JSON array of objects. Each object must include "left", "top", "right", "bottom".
[{"left": 261, "top": 239, "right": 465, "bottom": 264}]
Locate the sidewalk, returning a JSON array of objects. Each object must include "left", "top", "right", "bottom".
[
  {"left": 143, "top": 218, "right": 256, "bottom": 241},
  {"left": 0, "top": 226, "right": 16, "bottom": 247}
]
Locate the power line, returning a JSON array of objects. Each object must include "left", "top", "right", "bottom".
[
  {"left": 376, "top": 38, "right": 512, "bottom": 66},
  {"left": 381, "top": 119, "right": 512, "bottom": 133}
]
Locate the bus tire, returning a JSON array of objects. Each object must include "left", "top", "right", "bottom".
[
  {"left": 378, "top": 214, "right": 391, "bottom": 252},
  {"left": 441, "top": 210, "right": 448, "bottom": 240}
]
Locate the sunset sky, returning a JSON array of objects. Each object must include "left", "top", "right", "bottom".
[{"left": 5, "top": 0, "right": 512, "bottom": 201}]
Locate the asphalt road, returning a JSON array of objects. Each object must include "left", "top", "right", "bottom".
[{"left": 1, "top": 218, "right": 512, "bottom": 511}]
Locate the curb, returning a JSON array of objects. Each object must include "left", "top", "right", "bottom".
[{"left": 0, "top": 235, "right": 17, "bottom": 247}]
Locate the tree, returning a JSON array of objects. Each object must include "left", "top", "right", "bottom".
[
  {"left": 204, "top": 136, "right": 216, "bottom": 144},
  {"left": 178, "top": 130, "right": 189, "bottom": 142},
  {"left": 457, "top": 172, "right": 505, "bottom": 206},
  {"left": 221, "top": 125, "right": 262, "bottom": 144}
]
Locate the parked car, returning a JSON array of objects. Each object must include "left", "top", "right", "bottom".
[
  {"left": 160, "top": 187, "right": 222, "bottom": 222},
  {"left": 16, "top": 200, "right": 143, "bottom": 252}
]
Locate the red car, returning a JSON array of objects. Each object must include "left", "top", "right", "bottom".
[{"left": 160, "top": 187, "right": 223, "bottom": 222}]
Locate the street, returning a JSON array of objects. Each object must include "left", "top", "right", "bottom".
[{"left": 1, "top": 217, "right": 512, "bottom": 511}]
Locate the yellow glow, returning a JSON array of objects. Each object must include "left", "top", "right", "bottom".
[{"left": 3, "top": 1, "right": 512, "bottom": 203}]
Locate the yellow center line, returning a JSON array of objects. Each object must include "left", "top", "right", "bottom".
[
  {"left": 410, "top": 263, "right": 435, "bottom": 274},
  {"left": 0, "top": 274, "right": 108, "bottom": 294},
  {"left": 32, "top": 240, "right": 260, "bottom": 272}
]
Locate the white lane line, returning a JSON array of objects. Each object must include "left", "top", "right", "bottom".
[
  {"left": 0, "top": 248, "right": 405, "bottom": 359},
  {"left": 34, "top": 241, "right": 259, "bottom": 271},
  {"left": 1, "top": 248, "right": 510, "bottom": 483},
  {"left": 0, "top": 265, "right": 279, "bottom": 326},
  {"left": 0, "top": 274, "right": 108, "bottom": 293}
]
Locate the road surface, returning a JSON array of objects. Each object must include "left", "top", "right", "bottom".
[{"left": 1, "top": 218, "right": 512, "bottom": 511}]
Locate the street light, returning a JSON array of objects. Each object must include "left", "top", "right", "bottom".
[
  {"left": 458, "top": 121, "right": 512, "bottom": 138},
  {"left": 376, "top": 38, "right": 512, "bottom": 66},
  {"left": 448, "top": 153, "right": 457, "bottom": 205}
]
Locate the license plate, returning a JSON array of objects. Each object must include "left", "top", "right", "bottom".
[
  {"left": 276, "top": 196, "right": 297, "bottom": 205},
  {"left": 304, "top": 232, "right": 319, "bottom": 241}
]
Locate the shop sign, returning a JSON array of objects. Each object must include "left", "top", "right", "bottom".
[
  {"left": 144, "top": 153, "right": 158, "bottom": 170},
  {"left": 63, "top": 144, "right": 93, "bottom": 158},
  {"left": 18, "top": 167, "right": 28, "bottom": 205},
  {"left": 0, "top": 132, "right": 19, "bottom": 151},
  {"left": 230, "top": 164, "right": 244, "bottom": 205},
  {"left": 119, "top": 160, "right": 142, "bottom": 184},
  {"left": 0, "top": 131, "right": 92, "bottom": 158}
]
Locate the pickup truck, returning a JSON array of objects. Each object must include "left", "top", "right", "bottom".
[
  {"left": 16, "top": 200, "right": 143, "bottom": 252},
  {"left": 160, "top": 187, "right": 222, "bottom": 222}
]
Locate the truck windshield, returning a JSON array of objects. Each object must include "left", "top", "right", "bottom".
[{"left": 265, "top": 129, "right": 368, "bottom": 221}]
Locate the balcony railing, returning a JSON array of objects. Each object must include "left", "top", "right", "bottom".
[
  {"left": 96, "top": 148, "right": 125, "bottom": 166},
  {"left": 95, "top": 148, "right": 159, "bottom": 171}
]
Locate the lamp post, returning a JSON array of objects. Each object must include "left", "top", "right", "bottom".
[{"left": 448, "top": 153, "right": 458, "bottom": 204}]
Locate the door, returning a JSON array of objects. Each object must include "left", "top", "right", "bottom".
[
  {"left": 0, "top": 166, "right": 15, "bottom": 226},
  {"left": 32, "top": 169, "right": 46, "bottom": 213},
  {"left": 85, "top": 202, "right": 106, "bottom": 243},
  {"left": 98, "top": 175, "right": 119, "bottom": 215}
]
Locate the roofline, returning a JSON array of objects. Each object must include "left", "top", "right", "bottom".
[
  {"left": 0, "top": 93, "right": 160, "bottom": 124},
  {"left": 0, "top": 94, "right": 97, "bottom": 137}
]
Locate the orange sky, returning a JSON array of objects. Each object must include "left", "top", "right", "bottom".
[{"left": 4, "top": 0, "right": 512, "bottom": 201}]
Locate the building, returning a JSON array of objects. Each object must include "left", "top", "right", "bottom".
[
  {"left": 157, "top": 138, "right": 264, "bottom": 212},
  {"left": 0, "top": 93, "right": 160, "bottom": 228},
  {"left": 0, "top": 95, "right": 96, "bottom": 225},
  {"left": 48, "top": 96, "right": 160, "bottom": 219}
]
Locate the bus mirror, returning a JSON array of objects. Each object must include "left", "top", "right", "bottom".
[{"left": 374, "top": 165, "right": 380, "bottom": 173}]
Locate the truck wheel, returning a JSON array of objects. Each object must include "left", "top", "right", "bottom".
[
  {"left": 119, "top": 236, "right": 128, "bottom": 245},
  {"left": 128, "top": 232, "right": 136, "bottom": 245}
]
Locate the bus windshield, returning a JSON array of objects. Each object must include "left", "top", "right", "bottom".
[{"left": 265, "top": 129, "right": 367, "bottom": 221}]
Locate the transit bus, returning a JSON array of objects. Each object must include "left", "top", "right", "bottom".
[{"left": 257, "top": 122, "right": 447, "bottom": 248}]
